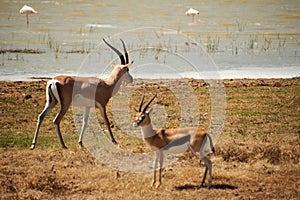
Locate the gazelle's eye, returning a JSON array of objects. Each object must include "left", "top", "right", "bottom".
[{"left": 140, "top": 115, "right": 145, "bottom": 121}]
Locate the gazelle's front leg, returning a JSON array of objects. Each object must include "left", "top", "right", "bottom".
[
  {"left": 157, "top": 150, "right": 164, "bottom": 188},
  {"left": 98, "top": 105, "right": 117, "bottom": 144},
  {"left": 153, "top": 150, "right": 163, "bottom": 188},
  {"left": 78, "top": 106, "right": 90, "bottom": 147},
  {"left": 152, "top": 151, "right": 159, "bottom": 187}
]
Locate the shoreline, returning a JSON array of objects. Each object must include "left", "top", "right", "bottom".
[
  {"left": 0, "top": 66, "right": 299, "bottom": 82},
  {"left": 0, "top": 75, "right": 299, "bottom": 82}
]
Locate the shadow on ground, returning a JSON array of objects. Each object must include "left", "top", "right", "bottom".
[{"left": 175, "top": 183, "right": 237, "bottom": 191}]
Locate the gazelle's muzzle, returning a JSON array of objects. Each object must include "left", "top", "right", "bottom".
[{"left": 133, "top": 122, "right": 139, "bottom": 128}]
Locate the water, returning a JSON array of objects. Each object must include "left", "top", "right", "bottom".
[{"left": 0, "top": 0, "right": 299, "bottom": 80}]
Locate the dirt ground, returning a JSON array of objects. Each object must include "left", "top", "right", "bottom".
[{"left": 0, "top": 78, "right": 299, "bottom": 199}]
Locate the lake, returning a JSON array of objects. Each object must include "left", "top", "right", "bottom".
[{"left": 0, "top": 0, "right": 299, "bottom": 80}]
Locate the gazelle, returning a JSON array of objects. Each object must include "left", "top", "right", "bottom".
[
  {"left": 133, "top": 95, "right": 215, "bottom": 189},
  {"left": 31, "top": 39, "right": 133, "bottom": 150}
]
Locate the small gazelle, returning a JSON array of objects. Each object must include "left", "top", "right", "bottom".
[{"left": 133, "top": 95, "right": 215, "bottom": 188}]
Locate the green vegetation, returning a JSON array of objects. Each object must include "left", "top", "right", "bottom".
[{"left": 0, "top": 78, "right": 299, "bottom": 199}]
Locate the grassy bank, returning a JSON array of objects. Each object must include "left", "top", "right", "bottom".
[{"left": 0, "top": 78, "right": 299, "bottom": 199}]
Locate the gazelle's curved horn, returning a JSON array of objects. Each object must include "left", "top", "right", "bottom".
[
  {"left": 103, "top": 38, "right": 125, "bottom": 65},
  {"left": 138, "top": 95, "right": 145, "bottom": 112},
  {"left": 142, "top": 94, "right": 157, "bottom": 113},
  {"left": 120, "top": 39, "right": 129, "bottom": 64}
]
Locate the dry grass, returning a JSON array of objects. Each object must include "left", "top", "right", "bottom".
[{"left": 0, "top": 78, "right": 299, "bottom": 199}]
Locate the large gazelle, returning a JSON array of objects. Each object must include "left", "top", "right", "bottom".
[
  {"left": 133, "top": 95, "right": 215, "bottom": 188},
  {"left": 31, "top": 39, "right": 133, "bottom": 150}
]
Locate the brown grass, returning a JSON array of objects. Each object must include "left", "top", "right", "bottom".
[{"left": 0, "top": 78, "right": 299, "bottom": 199}]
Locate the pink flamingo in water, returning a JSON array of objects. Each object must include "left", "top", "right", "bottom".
[
  {"left": 20, "top": 5, "right": 38, "bottom": 28},
  {"left": 185, "top": 8, "right": 199, "bottom": 23}
]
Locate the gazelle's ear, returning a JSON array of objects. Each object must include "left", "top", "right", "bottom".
[
  {"left": 110, "top": 62, "right": 117, "bottom": 68},
  {"left": 121, "top": 61, "right": 134, "bottom": 69}
]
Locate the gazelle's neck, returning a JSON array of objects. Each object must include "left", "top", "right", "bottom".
[
  {"left": 105, "top": 68, "right": 124, "bottom": 96},
  {"left": 140, "top": 123, "right": 157, "bottom": 139}
]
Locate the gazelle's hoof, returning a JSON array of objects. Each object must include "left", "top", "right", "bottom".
[
  {"left": 30, "top": 144, "right": 35, "bottom": 150},
  {"left": 155, "top": 183, "right": 161, "bottom": 189},
  {"left": 151, "top": 181, "right": 156, "bottom": 188},
  {"left": 78, "top": 141, "right": 83, "bottom": 148},
  {"left": 207, "top": 183, "right": 212, "bottom": 189},
  {"left": 112, "top": 139, "right": 118, "bottom": 145},
  {"left": 201, "top": 183, "right": 212, "bottom": 189},
  {"left": 151, "top": 181, "right": 161, "bottom": 189}
]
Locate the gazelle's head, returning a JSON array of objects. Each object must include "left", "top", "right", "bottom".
[
  {"left": 133, "top": 95, "right": 156, "bottom": 127},
  {"left": 103, "top": 38, "right": 133, "bottom": 84}
]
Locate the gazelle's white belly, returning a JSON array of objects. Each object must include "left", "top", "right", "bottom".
[
  {"left": 72, "top": 94, "right": 95, "bottom": 107},
  {"left": 163, "top": 134, "right": 191, "bottom": 154}
]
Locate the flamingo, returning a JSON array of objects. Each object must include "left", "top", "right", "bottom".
[
  {"left": 19, "top": 5, "right": 38, "bottom": 28},
  {"left": 185, "top": 8, "right": 199, "bottom": 23}
]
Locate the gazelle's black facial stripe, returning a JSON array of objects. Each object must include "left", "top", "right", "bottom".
[{"left": 136, "top": 115, "right": 145, "bottom": 125}]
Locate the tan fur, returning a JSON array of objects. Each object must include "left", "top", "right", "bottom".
[
  {"left": 54, "top": 65, "right": 130, "bottom": 108},
  {"left": 134, "top": 96, "right": 214, "bottom": 189},
  {"left": 31, "top": 40, "right": 133, "bottom": 149}
]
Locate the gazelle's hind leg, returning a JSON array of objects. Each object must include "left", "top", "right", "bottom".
[
  {"left": 53, "top": 101, "right": 71, "bottom": 149},
  {"left": 78, "top": 107, "right": 90, "bottom": 147},
  {"left": 200, "top": 156, "right": 212, "bottom": 189},
  {"left": 31, "top": 83, "right": 58, "bottom": 150},
  {"left": 152, "top": 150, "right": 164, "bottom": 188}
]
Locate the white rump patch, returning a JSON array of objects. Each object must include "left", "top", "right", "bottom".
[{"left": 47, "top": 79, "right": 60, "bottom": 104}]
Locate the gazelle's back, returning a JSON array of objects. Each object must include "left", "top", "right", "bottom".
[{"left": 155, "top": 127, "right": 207, "bottom": 152}]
